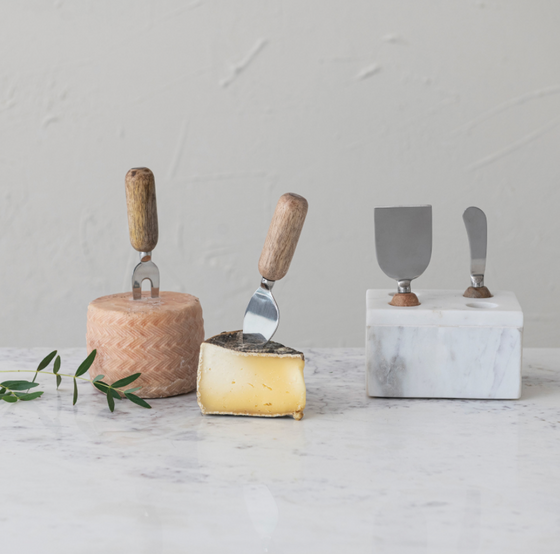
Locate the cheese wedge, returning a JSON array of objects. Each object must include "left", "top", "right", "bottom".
[
  {"left": 87, "top": 291, "right": 204, "bottom": 398},
  {"left": 197, "top": 331, "right": 305, "bottom": 420}
]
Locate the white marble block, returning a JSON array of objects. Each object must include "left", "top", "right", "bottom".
[{"left": 366, "top": 290, "right": 523, "bottom": 399}]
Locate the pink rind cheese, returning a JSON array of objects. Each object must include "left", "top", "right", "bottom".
[{"left": 86, "top": 291, "right": 204, "bottom": 398}]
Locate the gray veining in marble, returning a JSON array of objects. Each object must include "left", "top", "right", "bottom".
[{"left": 2, "top": 347, "right": 560, "bottom": 553}]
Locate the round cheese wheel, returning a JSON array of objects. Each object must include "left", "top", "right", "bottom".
[{"left": 86, "top": 291, "right": 204, "bottom": 398}]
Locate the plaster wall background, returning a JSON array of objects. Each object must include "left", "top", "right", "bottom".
[{"left": 0, "top": 1, "right": 558, "bottom": 347}]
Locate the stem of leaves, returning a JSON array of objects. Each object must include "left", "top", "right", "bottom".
[{"left": 0, "top": 350, "right": 151, "bottom": 412}]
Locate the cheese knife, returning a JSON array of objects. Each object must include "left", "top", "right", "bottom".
[
  {"left": 463, "top": 206, "right": 492, "bottom": 298},
  {"left": 242, "top": 193, "right": 308, "bottom": 345},
  {"left": 374, "top": 205, "right": 432, "bottom": 307},
  {"left": 125, "top": 167, "right": 160, "bottom": 300}
]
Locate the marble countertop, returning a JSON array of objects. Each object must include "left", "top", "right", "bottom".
[{"left": 2, "top": 347, "right": 560, "bottom": 553}]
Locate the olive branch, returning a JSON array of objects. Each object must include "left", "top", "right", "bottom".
[{"left": 0, "top": 350, "right": 151, "bottom": 412}]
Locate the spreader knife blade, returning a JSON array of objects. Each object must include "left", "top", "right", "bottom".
[
  {"left": 463, "top": 206, "right": 492, "bottom": 297},
  {"left": 463, "top": 206, "right": 487, "bottom": 281}
]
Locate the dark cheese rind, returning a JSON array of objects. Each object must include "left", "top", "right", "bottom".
[{"left": 205, "top": 330, "right": 304, "bottom": 358}]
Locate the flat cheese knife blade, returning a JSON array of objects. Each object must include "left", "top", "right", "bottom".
[
  {"left": 463, "top": 206, "right": 487, "bottom": 288},
  {"left": 374, "top": 205, "right": 432, "bottom": 294},
  {"left": 242, "top": 193, "right": 308, "bottom": 345}
]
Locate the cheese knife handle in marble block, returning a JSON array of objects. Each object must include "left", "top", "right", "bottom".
[
  {"left": 463, "top": 206, "right": 492, "bottom": 299},
  {"left": 258, "top": 193, "right": 308, "bottom": 282},
  {"left": 125, "top": 167, "right": 160, "bottom": 299},
  {"left": 125, "top": 167, "right": 159, "bottom": 253}
]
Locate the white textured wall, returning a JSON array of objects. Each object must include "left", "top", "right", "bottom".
[{"left": 0, "top": 1, "right": 558, "bottom": 348}]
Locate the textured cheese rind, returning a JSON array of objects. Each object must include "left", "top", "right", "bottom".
[
  {"left": 86, "top": 291, "right": 204, "bottom": 398},
  {"left": 197, "top": 331, "right": 305, "bottom": 420}
]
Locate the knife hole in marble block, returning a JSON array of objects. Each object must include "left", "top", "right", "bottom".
[{"left": 466, "top": 302, "right": 498, "bottom": 309}]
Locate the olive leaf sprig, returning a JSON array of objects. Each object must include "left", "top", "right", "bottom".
[{"left": 0, "top": 350, "right": 151, "bottom": 412}]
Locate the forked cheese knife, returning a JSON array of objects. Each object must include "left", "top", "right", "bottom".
[
  {"left": 242, "top": 193, "right": 308, "bottom": 345},
  {"left": 463, "top": 206, "right": 492, "bottom": 298},
  {"left": 125, "top": 168, "right": 160, "bottom": 299}
]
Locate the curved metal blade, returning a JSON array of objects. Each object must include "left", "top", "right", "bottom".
[
  {"left": 242, "top": 280, "right": 279, "bottom": 345},
  {"left": 374, "top": 205, "right": 432, "bottom": 281},
  {"left": 463, "top": 207, "right": 487, "bottom": 277}
]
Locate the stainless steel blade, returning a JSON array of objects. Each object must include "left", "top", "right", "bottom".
[
  {"left": 242, "top": 278, "right": 279, "bottom": 345},
  {"left": 374, "top": 205, "right": 432, "bottom": 292},
  {"left": 463, "top": 206, "right": 487, "bottom": 286},
  {"left": 132, "top": 251, "right": 160, "bottom": 300}
]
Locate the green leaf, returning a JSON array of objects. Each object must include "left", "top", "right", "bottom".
[
  {"left": 93, "top": 381, "right": 109, "bottom": 393},
  {"left": 0, "top": 387, "right": 5, "bottom": 394},
  {"left": 73, "top": 378, "right": 78, "bottom": 405},
  {"left": 75, "top": 350, "right": 97, "bottom": 377},
  {"left": 17, "top": 391, "right": 44, "bottom": 401},
  {"left": 111, "top": 373, "right": 141, "bottom": 389},
  {"left": 1, "top": 380, "right": 40, "bottom": 391},
  {"left": 37, "top": 351, "right": 57, "bottom": 371},
  {"left": 31, "top": 350, "right": 57, "bottom": 386},
  {"left": 124, "top": 386, "right": 142, "bottom": 394},
  {"left": 108, "top": 388, "right": 121, "bottom": 400},
  {"left": 1, "top": 395, "right": 18, "bottom": 403},
  {"left": 94, "top": 382, "right": 121, "bottom": 401},
  {"left": 124, "top": 393, "right": 151, "bottom": 409},
  {"left": 54, "top": 355, "right": 62, "bottom": 389},
  {"left": 106, "top": 391, "right": 115, "bottom": 412},
  {"left": 0, "top": 393, "right": 14, "bottom": 400},
  {"left": 92, "top": 375, "right": 105, "bottom": 383}
]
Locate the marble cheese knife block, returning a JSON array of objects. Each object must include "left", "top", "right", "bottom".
[{"left": 366, "top": 289, "right": 523, "bottom": 399}]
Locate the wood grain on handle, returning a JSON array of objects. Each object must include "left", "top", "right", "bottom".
[
  {"left": 125, "top": 167, "right": 158, "bottom": 252},
  {"left": 258, "top": 193, "right": 308, "bottom": 281},
  {"left": 389, "top": 292, "right": 420, "bottom": 307}
]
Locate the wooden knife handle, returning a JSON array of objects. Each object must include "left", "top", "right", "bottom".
[
  {"left": 258, "top": 193, "right": 308, "bottom": 281},
  {"left": 125, "top": 167, "right": 158, "bottom": 252}
]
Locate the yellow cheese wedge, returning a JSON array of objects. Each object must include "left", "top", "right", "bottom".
[{"left": 197, "top": 331, "right": 305, "bottom": 420}]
